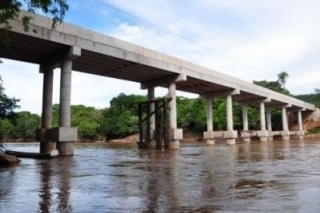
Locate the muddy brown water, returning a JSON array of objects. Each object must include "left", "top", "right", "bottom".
[{"left": 1, "top": 140, "right": 320, "bottom": 213}]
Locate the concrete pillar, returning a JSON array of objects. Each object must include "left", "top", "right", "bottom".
[
  {"left": 169, "top": 82, "right": 182, "bottom": 149},
  {"left": 259, "top": 102, "right": 268, "bottom": 142},
  {"left": 39, "top": 68, "right": 56, "bottom": 153},
  {"left": 225, "top": 95, "right": 236, "bottom": 145},
  {"left": 281, "top": 107, "right": 290, "bottom": 141},
  {"left": 297, "top": 110, "right": 304, "bottom": 139},
  {"left": 241, "top": 105, "right": 250, "bottom": 142},
  {"left": 266, "top": 109, "right": 273, "bottom": 141},
  {"left": 59, "top": 60, "right": 72, "bottom": 128},
  {"left": 204, "top": 98, "right": 215, "bottom": 145},
  {"left": 148, "top": 87, "right": 156, "bottom": 148},
  {"left": 57, "top": 59, "right": 74, "bottom": 155},
  {"left": 242, "top": 105, "right": 249, "bottom": 131}
]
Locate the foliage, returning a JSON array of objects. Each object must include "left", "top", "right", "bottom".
[
  {"left": 99, "top": 93, "right": 147, "bottom": 139},
  {"left": 295, "top": 89, "right": 320, "bottom": 108},
  {"left": 12, "top": 111, "right": 41, "bottom": 139},
  {"left": 0, "top": 76, "right": 20, "bottom": 119},
  {"left": 0, "top": 118, "right": 14, "bottom": 140},
  {"left": 277, "top": 71, "right": 289, "bottom": 89},
  {"left": 0, "top": 0, "right": 68, "bottom": 46},
  {"left": 308, "top": 127, "right": 320, "bottom": 134},
  {"left": 253, "top": 80, "right": 291, "bottom": 96}
]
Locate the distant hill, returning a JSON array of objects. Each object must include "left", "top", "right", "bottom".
[{"left": 295, "top": 94, "right": 320, "bottom": 108}]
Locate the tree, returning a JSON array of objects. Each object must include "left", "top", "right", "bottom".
[
  {"left": 0, "top": 75, "right": 20, "bottom": 119},
  {"left": 12, "top": 111, "right": 41, "bottom": 139},
  {"left": 253, "top": 80, "right": 291, "bottom": 96},
  {"left": 277, "top": 71, "right": 289, "bottom": 89},
  {"left": 0, "top": 0, "right": 68, "bottom": 45}
]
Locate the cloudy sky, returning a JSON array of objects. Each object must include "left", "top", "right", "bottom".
[{"left": 1, "top": 0, "right": 319, "bottom": 114}]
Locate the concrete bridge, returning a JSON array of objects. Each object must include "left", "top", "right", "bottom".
[{"left": 0, "top": 11, "right": 316, "bottom": 155}]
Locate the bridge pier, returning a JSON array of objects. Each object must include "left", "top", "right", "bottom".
[
  {"left": 148, "top": 87, "right": 156, "bottom": 149},
  {"left": 38, "top": 68, "right": 56, "bottom": 154},
  {"left": 56, "top": 59, "right": 76, "bottom": 156},
  {"left": 281, "top": 106, "right": 290, "bottom": 141},
  {"left": 297, "top": 109, "right": 305, "bottom": 139},
  {"left": 241, "top": 105, "right": 251, "bottom": 142},
  {"left": 204, "top": 98, "right": 215, "bottom": 145},
  {"left": 225, "top": 95, "right": 237, "bottom": 145},
  {"left": 169, "top": 82, "right": 183, "bottom": 149},
  {"left": 266, "top": 109, "right": 273, "bottom": 141},
  {"left": 258, "top": 102, "right": 268, "bottom": 142}
]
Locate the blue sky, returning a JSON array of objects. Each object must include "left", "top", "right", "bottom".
[{"left": 1, "top": 0, "right": 320, "bottom": 114}]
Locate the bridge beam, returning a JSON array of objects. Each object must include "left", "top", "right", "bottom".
[
  {"left": 141, "top": 74, "right": 186, "bottom": 90},
  {"left": 203, "top": 98, "right": 215, "bottom": 145},
  {"left": 169, "top": 82, "right": 183, "bottom": 149}
]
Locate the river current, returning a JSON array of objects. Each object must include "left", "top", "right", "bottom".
[{"left": 1, "top": 139, "right": 320, "bottom": 213}]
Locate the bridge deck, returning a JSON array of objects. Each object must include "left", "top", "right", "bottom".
[{"left": 0, "top": 11, "right": 315, "bottom": 111}]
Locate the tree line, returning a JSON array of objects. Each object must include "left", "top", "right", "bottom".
[{"left": 1, "top": 69, "right": 319, "bottom": 142}]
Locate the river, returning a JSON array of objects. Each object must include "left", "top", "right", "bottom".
[{"left": 1, "top": 139, "right": 320, "bottom": 213}]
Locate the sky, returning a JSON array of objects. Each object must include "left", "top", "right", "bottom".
[{"left": 1, "top": 0, "right": 320, "bottom": 115}]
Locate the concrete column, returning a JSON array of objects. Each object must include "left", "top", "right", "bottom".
[
  {"left": 57, "top": 59, "right": 74, "bottom": 155},
  {"left": 226, "top": 95, "right": 233, "bottom": 132},
  {"left": 204, "top": 98, "right": 215, "bottom": 145},
  {"left": 259, "top": 102, "right": 268, "bottom": 142},
  {"left": 281, "top": 107, "right": 290, "bottom": 140},
  {"left": 241, "top": 105, "right": 250, "bottom": 142},
  {"left": 169, "top": 82, "right": 182, "bottom": 149},
  {"left": 266, "top": 109, "right": 273, "bottom": 141},
  {"left": 242, "top": 105, "right": 248, "bottom": 131},
  {"left": 225, "top": 95, "right": 236, "bottom": 145},
  {"left": 59, "top": 60, "right": 72, "bottom": 127},
  {"left": 148, "top": 87, "right": 156, "bottom": 148},
  {"left": 297, "top": 110, "right": 304, "bottom": 139},
  {"left": 39, "top": 68, "right": 56, "bottom": 153}
]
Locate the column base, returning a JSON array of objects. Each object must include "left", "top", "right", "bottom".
[
  {"left": 57, "top": 142, "right": 74, "bottom": 156},
  {"left": 260, "top": 137, "right": 268, "bottom": 142},
  {"left": 226, "top": 139, "right": 236, "bottom": 145},
  {"left": 40, "top": 142, "right": 56, "bottom": 154},
  {"left": 282, "top": 135, "right": 290, "bottom": 141},
  {"left": 243, "top": 137, "right": 251, "bottom": 143},
  {"left": 206, "top": 139, "right": 215, "bottom": 145},
  {"left": 298, "top": 135, "right": 304, "bottom": 139},
  {"left": 149, "top": 140, "right": 156, "bottom": 149},
  {"left": 170, "top": 140, "right": 180, "bottom": 149},
  {"left": 267, "top": 136, "right": 273, "bottom": 141}
]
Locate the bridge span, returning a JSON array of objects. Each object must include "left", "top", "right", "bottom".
[{"left": 0, "top": 11, "right": 316, "bottom": 155}]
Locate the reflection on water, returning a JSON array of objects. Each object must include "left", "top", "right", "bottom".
[{"left": 1, "top": 140, "right": 320, "bottom": 212}]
